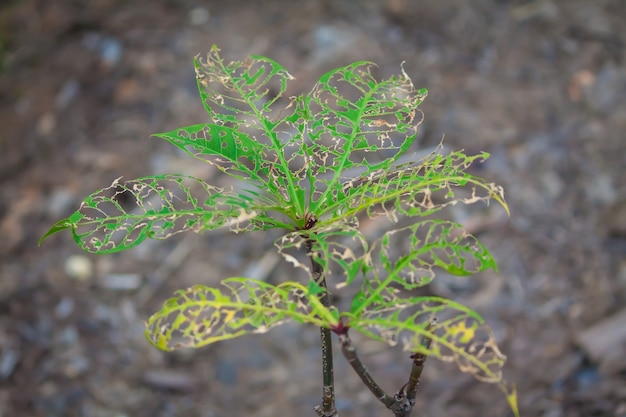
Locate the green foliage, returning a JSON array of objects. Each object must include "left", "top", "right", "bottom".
[{"left": 42, "top": 46, "right": 518, "bottom": 416}]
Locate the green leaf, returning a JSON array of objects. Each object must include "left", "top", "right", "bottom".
[
  {"left": 184, "top": 45, "right": 305, "bottom": 216},
  {"left": 303, "top": 62, "right": 428, "bottom": 213},
  {"left": 275, "top": 218, "right": 497, "bottom": 291},
  {"left": 307, "top": 279, "right": 325, "bottom": 295},
  {"left": 145, "top": 278, "right": 339, "bottom": 351},
  {"left": 153, "top": 123, "right": 272, "bottom": 184},
  {"left": 321, "top": 146, "right": 509, "bottom": 223},
  {"left": 344, "top": 295, "right": 507, "bottom": 384},
  {"left": 348, "top": 279, "right": 398, "bottom": 313},
  {"left": 373, "top": 220, "right": 498, "bottom": 289},
  {"left": 41, "top": 174, "right": 284, "bottom": 254},
  {"left": 38, "top": 214, "right": 82, "bottom": 246},
  {"left": 196, "top": 45, "right": 293, "bottom": 124}
]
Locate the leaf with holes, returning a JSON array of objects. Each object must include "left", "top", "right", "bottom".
[
  {"left": 371, "top": 219, "right": 498, "bottom": 288},
  {"left": 154, "top": 45, "right": 306, "bottom": 217},
  {"left": 319, "top": 146, "right": 508, "bottom": 224},
  {"left": 342, "top": 295, "right": 506, "bottom": 384},
  {"left": 340, "top": 293, "right": 518, "bottom": 416},
  {"left": 146, "top": 278, "right": 339, "bottom": 351},
  {"left": 276, "top": 219, "right": 496, "bottom": 290},
  {"left": 301, "top": 61, "right": 428, "bottom": 214},
  {"left": 40, "top": 175, "right": 288, "bottom": 254}
]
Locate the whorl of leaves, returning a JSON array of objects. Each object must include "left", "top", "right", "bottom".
[
  {"left": 42, "top": 46, "right": 505, "bottom": 251},
  {"left": 42, "top": 47, "right": 516, "bottom": 415}
]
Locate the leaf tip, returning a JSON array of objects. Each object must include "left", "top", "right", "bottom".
[
  {"left": 500, "top": 382, "right": 520, "bottom": 417},
  {"left": 38, "top": 218, "right": 71, "bottom": 247},
  {"left": 503, "top": 202, "right": 511, "bottom": 217}
]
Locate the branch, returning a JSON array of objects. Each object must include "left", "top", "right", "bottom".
[
  {"left": 337, "top": 330, "right": 390, "bottom": 403},
  {"left": 335, "top": 319, "right": 435, "bottom": 417}
]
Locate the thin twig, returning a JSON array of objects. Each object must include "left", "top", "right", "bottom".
[
  {"left": 337, "top": 329, "right": 415, "bottom": 416},
  {"left": 337, "top": 332, "right": 391, "bottom": 404}
]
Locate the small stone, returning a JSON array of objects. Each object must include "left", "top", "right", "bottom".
[
  {"left": 99, "top": 273, "right": 142, "bottom": 291},
  {"left": 568, "top": 70, "right": 594, "bottom": 102},
  {"left": 576, "top": 308, "right": 626, "bottom": 374},
  {"left": 48, "top": 188, "right": 76, "bottom": 217},
  {"left": 54, "top": 296, "right": 75, "bottom": 319},
  {"left": 0, "top": 349, "right": 19, "bottom": 379},
  {"left": 100, "top": 37, "right": 123, "bottom": 67},
  {"left": 215, "top": 359, "right": 238, "bottom": 385},
  {"left": 55, "top": 79, "right": 80, "bottom": 110},
  {"left": 143, "top": 369, "right": 197, "bottom": 391},
  {"left": 114, "top": 78, "right": 141, "bottom": 104},
  {"left": 36, "top": 113, "right": 56, "bottom": 137},
  {"left": 62, "top": 354, "right": 90, "bottom": 378},
  {"left": 585, "top": 174, "right": 616, "bottom": 205},
  {"left": 541, "top": 170, "right": 564, "bottom": 200},
  {"left": 64, "top": 255, "right": 93, "bottom": 281},
  {"left": 582, "top": 66, "right": 626, "bottom": 114},
  {"left": 57, "top": 325, "right": 79, "bottom": 346},
  {"left": 511, "top": 0, "right": 558, "bottom": 22},
  {"left": 189, "top": 7, "right": 210, "bottom": 26},
  {"left": 311, "top": 24, "right": 359, "bottom": 64}
]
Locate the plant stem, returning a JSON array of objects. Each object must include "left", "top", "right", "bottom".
[
  {"left": 306, "top": 240, "right": 338, "bottom": 417},
  {"left": 405, "top": 319, "right": 434, "bottom": 406}
]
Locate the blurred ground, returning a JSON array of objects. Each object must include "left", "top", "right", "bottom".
[{"left": 1, "top": 0, "right": 625, "bottom": 416}]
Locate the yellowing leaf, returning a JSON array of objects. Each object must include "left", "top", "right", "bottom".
[
  {"left": 145, "top": 278, "right": 338, "bottom": 351},
  {"left": 345, "top": 296, "right": 506, "bottom": 384},
  {"left": 447, "top": 318, "right": 477, "bottom": 344}
]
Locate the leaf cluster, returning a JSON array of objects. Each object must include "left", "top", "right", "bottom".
[{"left": 41, "top": 46, "right": 517, "bottom": 415}]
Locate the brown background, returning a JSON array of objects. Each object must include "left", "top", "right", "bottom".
[{"left": 1, "top": 0, "right": 625, "bottom": 416}]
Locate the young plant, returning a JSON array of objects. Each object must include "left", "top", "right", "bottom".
[{"left": 41, "top": 46, "right": 519, "bottom": 417}]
